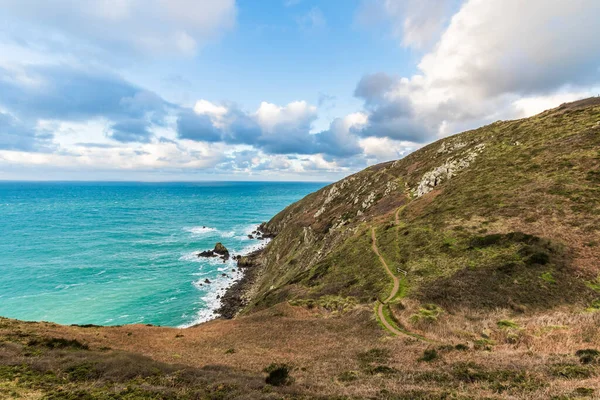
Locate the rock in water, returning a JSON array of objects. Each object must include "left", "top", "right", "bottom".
[
  {"left": 213, "top": 242, "right": 230, "bottom": 260},
  {"left": 198, "top": 243, "right": 230, "bottom": 261}
]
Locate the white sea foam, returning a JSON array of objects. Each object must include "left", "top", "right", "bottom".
[
  {"left": 55, "top": 283, "right": 86, "bottom": 290},
  {"left": 177, "top": 221, "right": 273, "bottom": 328},
  {"left": 180, "top": 256, "right": 243, "bottom": 328},
  {"left": 184, "top": 226, "right": 217, "bottom": 236},
  {"left": 159, "top": 297, "right": 177, "bottom": 304}
]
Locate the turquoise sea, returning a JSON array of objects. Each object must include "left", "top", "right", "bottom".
[{"left": 0, "top": 182, "right": 325, "bottom": 327}]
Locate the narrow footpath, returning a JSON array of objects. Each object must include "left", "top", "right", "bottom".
[{"left": 371, "top": 227, "right": 404, "bottom": 336}]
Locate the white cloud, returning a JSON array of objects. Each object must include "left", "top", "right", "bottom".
[
  {"left": 359, "top": 137, "right": 417, "bottom": 163},
  {"left": 355, "top": 0, "right": 600, "bottom": 143},
  {"left": 0, "top": 136, "right": 225, "bottom": 171},
  {"left": 255, "top": 101, "right": 317, "bottom": 132},
  {"left": 193, "top": 100, "right": 229, "bottom": 117},
  {"left": 0, "top": 0, "right": 237, "bottom": 56}
]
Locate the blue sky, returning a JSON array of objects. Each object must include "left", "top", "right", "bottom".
[{"left": 1, "top": 0, "right": 599, "bottom": 181}]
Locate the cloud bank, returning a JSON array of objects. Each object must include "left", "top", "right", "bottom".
[{"left": 1, "top": 0, "right": 600, "bottom": 180}]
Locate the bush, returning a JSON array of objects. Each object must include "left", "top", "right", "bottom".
[
  {"left": 264, "top": 363, "right": 293, "bottom": 386},
  {"left": 576, "top": 349, "right": 600, "bottom": 364},
  {"left": 418, "top": 349, "right": 439, "bottom": 362},
  {"left": 526, "top": 251, "right": 550, "bottom": 265}
]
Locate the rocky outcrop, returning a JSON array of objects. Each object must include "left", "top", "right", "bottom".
[
  {"left": 252, "top": 222, "right": 277, "bottom": 240},
  {"left": 413, "top": 143, "right": 486, "bottom": 197},
  {"left": 198, "top": 243, "right": 230, "bottom": 261},
  {"left": 213, "top": 243, "right": 229, "bottom": 259}
]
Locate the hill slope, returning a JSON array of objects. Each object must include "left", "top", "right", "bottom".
[{"left": 240, "top": 98, "right": 600, "bottom": 320}]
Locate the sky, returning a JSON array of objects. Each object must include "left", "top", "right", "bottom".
[{"left": 0, "top": 0, "right": 599, "bottom": 181}]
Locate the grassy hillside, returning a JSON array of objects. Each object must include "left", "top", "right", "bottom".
[
  {"left": 1, "top": 99, "right": 600, "bottom": 399},
  {"left": 246, "top": 98, "right": 600, "bottom": 318}
]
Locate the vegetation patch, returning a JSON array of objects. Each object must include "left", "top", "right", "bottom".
[
  {"left": 357, "top": 348, "right": 391, "bottom": 365},
  {"left": 27, "top": 337, "right": 89, "bottom": 350},
  {"left": 419, "top": 232, "right": 595, "bottom": 311},
  {"left": 451, "top": 362, "right": 544, "bottom": 393},
  {"left": 497, "top": 320, "right": 520, "bottom": 329},
  {"left": 573, "top": 387, "right": 595, "bottom": 397},
  {"left": 576, "top": 349, "right": 600, "bottom": 364},
  {"left": 550, "top": 364, "right": 594, "bottom": 379},
  {"left": 418, "top": 349, "right": 439, "bottom": 362},
  {"left": 337, "top": 370, "right": 359, "bottom": 382},
  {"left": 263, "top": 363, "right": 293, "bottom": 386},
  {"left": 289, "top": 295, "right": 357, "bottom": 314},
  {"left": 410, "top": 304, "right": 443, "bottom": 324}
]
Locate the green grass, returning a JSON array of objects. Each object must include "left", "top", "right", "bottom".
[{"left": 497, "top": 320, "right": 520, "bottom": 330}]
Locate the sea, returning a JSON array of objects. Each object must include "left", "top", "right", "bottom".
[{"left": 0, "top": 181, "right": 325, "bottom": 327}]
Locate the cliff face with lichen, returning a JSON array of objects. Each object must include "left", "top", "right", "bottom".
[{"left": 237, "top": 98, "right": 600, "bottom": 316}]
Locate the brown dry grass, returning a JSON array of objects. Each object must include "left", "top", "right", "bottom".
[{"left": 3, "top": 301, "right": 600, "bottom": 399}]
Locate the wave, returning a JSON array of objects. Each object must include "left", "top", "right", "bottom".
[
  {"left": 183, "top": 225, "right": 249, "bottom": 240},
  {"left": 54, "top": 283, "right": 86, "bottom": 290},
  {"left": 183, "top": 226, "right": 217, "bottom": 236}
]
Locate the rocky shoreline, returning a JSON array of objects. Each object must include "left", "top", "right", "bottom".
[
  {"left": 195, "top": 222, "right": 275, "bottom": 320},
  {"left": 215, "top": 249, "right": 264, "bottom": 319}
]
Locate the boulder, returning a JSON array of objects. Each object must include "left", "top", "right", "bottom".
[
  {"left": 237, "top": 256, "right": 253, "bottom": 268},
  {"left": 213, "top": 242, "right": 230, "bottom": 259},
  {"left": 198, "top": 243, "right": 230, "bottom": 261}
]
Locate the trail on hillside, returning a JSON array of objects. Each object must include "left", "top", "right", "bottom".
[
  {"left": 371, "top": 228, "right": 400, "bottom": 303},
  {"left": 371, "top": 227, "right": 405, "bottom": 336}
]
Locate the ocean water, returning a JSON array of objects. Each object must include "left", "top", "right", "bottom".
[{"left": 0, "top": 181, "right": 325, "bottom": 327}]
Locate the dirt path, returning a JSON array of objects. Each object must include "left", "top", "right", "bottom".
[
  {"left": 371, "top": 228, "right": 403, "bottom": 336},
  {"left": 371, "top": 225, "right": 407, "bottom": 336},
  {"left": 372, "top": 221, "right": 430, "bottom": 341},
  {"left": 371, "top": 228, "right": 400, "bottom": 304}
]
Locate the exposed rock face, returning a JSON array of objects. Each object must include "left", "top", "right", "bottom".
[
  {"left": 256, "top": 222, "right": 276, "bottom": 239},
  {"left": 413, "top": 143, "right": 486, "bottom": 198}
]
